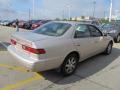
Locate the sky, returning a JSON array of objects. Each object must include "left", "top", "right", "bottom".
[{"left": 0, "top": 0, "right": 119, "bottom": 20}]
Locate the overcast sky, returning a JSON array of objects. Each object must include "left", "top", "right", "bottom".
[{"left": 0, "top": 0, "right": 119, "bottom": 20}]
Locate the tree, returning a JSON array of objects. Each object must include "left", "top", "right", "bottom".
[
  {"left": 55, "top": 18, "right": 60, "bottom": 21},
  {"left": 81, "top": 16, "right": 85, "bottom": 19}
]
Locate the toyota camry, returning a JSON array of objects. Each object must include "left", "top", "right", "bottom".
[{"left": 8, "top": 21, "right": 113, "bottom": 76}]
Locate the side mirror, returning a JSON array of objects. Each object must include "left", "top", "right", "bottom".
[{"left": 103, "top": 33, "right": 107, "bottom": 36}]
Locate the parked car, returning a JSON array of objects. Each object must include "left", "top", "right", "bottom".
[
  {"left": 31, "top": 20, "right": 51, "bottom": 30},
  {"left": 101, "top": 22, "right": 120, "bottom": 43},
  {"left": 1, "top": 20, "right": 10, "bottom": 26},
  {"left": 80, "top": 19, "right": 101, "bottom": 27},
  {"left": 11, "top": 22, "right": 16, "bottom": 28},
  {"left": 0, "top": 21, "right": 2, "bottom": 25},
  {"left": 0, "top": 21, "right": 4, "bottom": 26},
  {"left": 18, "top": 20, "right": 26, "bottom": 28},
  {"left": 24, "top": 20, "right": 41, "bottom": 29},
  {"left": 11, "top": 20, "right": 26, "bottom": 28},
  {"left": 0, "top": 20, "right": 1, "bottom": 25},
  {"left": 7, "top": 20, "right": 17, "bottom": 27},
  {"left": 8, "top": 21, "right": 113, "bottom": 76}
]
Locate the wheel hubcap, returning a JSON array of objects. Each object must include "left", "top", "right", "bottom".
[
  {"left": 107, "top": 44, "right": 112, "bottom": 54},
  {"left": 65, "top": 57, "right": 77, "bottom": 74}
]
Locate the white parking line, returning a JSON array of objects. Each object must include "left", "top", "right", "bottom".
[{"left": 0, "top": 41, "right": 8, "bottom": 49}]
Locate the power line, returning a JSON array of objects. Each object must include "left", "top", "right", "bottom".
[{"left": 29, "top": 9, "right": 31, "bottom": 20}]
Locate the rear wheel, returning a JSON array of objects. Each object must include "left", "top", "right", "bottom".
[
  {"left": 115, "top": 34, "right": 120, "bottom": 43},
  {"left": 61, "top": 53, "right": 79, "bottom": 76},
  {"left": 104, "top": 42, "right": 113, "bottom": 55}
]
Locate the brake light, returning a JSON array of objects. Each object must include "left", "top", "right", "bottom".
[
  {"left": 22, "top": 45, "right": 46, "bottom": 54},
  {"left": 33, "top": 24, "right": 38, "bottom": 27},
  {"left": 32, "top": 24, "right": 39, "bottom": 30},
  {"left": 11, "top": 39, "right": 16, "bottom": 45}
]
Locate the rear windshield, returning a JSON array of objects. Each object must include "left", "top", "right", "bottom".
[{"left": 33, "top": 22, "right": 71, "bottom": 36}]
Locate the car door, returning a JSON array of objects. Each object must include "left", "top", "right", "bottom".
[
  {"left": 88, "top": 25, "right": 106, "bottom": 54},
  {"left": 73, "top": 24, "right": 96, "bottom": 61}
]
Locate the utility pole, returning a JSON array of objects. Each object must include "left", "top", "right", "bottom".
[
  {"left": 109, "top": 0, "right": 112, "bottom": 22},
  {"left": 93, "top": 0, "right": 96, "bottom": 18},
  {"left": 104, "top": 11, "right": 106, "bottom": 19},
  {"left": 32, "top": 0, "right": 35, "bottom": 19},
  {"left": 67, "top": 5, "right": 71, "bottom": 20},
  {"left": 29, "top": 9, "right": 31, "bottom": 21},
  {"left": 62, "top": 10, "right": 65, "bottom": 20}
]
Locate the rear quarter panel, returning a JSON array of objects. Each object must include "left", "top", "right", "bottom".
[{"left": 33, "top": 37, "right": 76, "bottom": 68}]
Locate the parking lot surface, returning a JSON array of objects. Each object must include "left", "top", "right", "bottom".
[{"left": 0, "top": 26, "right": 120, "bottom": 90}]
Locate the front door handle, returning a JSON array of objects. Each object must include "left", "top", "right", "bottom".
[{"left": 75, "top": 44, "right": 80, "bottom": 46}]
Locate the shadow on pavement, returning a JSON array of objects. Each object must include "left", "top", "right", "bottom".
[
  {"left": 2, "top": 42, "right": 11, "bottom": 47},
  {"left": 0, "top": 44, "right": 6, "bottom": 51},
  {"left": 39, "top": 47, "right": 120, "bottom": 85},
  {"left": 0, "top": 42, "right": 10, "bottom": 51}
]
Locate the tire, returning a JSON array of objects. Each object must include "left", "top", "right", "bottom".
[
  {"left": 115, "top": 35, "right": 120, "bottom": 43},
  {"left": 61, "top": 53, "right": 79, "bottom": 76},
  {"left": 104, "top": 42, "right": 113, "bottom": 55}
]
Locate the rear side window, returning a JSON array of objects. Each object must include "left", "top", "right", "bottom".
[{"left": 74, "top": 24, "right": 90, "bottom": 38}]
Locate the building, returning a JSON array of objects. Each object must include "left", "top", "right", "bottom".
[{"left": 71, "top": 16, "right": 95, "bottom": 21}]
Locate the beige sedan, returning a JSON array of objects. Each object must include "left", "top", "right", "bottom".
[{"left": 8, "top": 21, "right": 113, "bottom": 76}]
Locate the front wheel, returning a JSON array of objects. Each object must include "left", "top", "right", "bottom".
[
  {"left": 104, "top": 42, "right": 113, "bottom": 55},
  {"left": 61, "top": 54, "right": 79, "bottom": 76},
  {"left": 115, "top": 35, "right": 120, "bottom": 43}
]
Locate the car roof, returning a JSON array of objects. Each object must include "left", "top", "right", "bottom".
[{"left": 53, "top": 20, "right": 96, "bottom": 26}]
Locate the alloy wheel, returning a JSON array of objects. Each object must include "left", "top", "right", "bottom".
[
  {"left": 107, "top": 43, "right": 112, "bottom": 54},
  {"left": 65, "top": 57, "right": 77, "bottom": 74}
]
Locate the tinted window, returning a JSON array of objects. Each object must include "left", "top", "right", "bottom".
[
  {"left": 89, "top": 25, "right": 102, "bottom": 37},
  {"left": 102, "top": 23, "right": 114, "bottom": 30},
  {"left": 34, "top": 22, "right": 71, "bottom": 36},
  {"left": 74, "top": 24, "right": 90, "bottom": 38}
]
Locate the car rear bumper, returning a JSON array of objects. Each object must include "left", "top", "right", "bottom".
[{"left": 8, "top": 45, "right": 58, "bottom": 72}]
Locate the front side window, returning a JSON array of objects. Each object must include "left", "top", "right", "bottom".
[
  {"left": 89, "top": 25, "right": 102, "bottom": 37},
  {"left": 74, "top": 24, "right": 90, "bottom": 38},
  {"left": 33, "top": 22, "right": 71, "bottom": 36}
]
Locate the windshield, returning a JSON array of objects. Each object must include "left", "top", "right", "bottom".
[{"left": 33, "top": 22, "right": 71, "bottom": 36}]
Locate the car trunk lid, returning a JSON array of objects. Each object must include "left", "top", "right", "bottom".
[{"left": 11, "top": 32, "right": 53, "bottom": 57}]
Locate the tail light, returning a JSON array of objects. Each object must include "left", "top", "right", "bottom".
[
  {"left": 32, "top": 24, "right": 39, "bottom": 30},
  {"left": 11, "top": 39, "right": 16, "bottom": 45},
  {"left": 22, "top": 45, "right": 46, "bottom": 54},
  {"left": 33, "top": 24, "right": 38, "bottom": 27}
]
